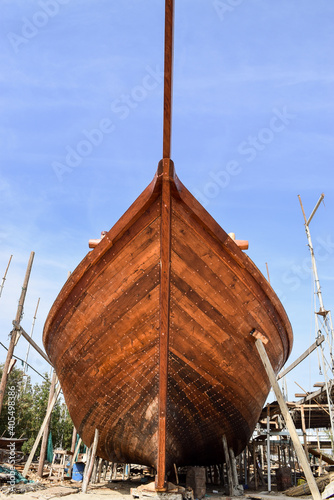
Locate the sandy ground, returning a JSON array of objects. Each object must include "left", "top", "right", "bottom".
[{"left": 0, "top": 479, "right": 313, "bottom": 500}]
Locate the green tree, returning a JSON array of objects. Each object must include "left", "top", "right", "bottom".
[
  {"left": 0, "top": 364, "right": 74, "bottom": 457},
  {"left": 0, "top": 364, "right": 34, "bottom": 440}
]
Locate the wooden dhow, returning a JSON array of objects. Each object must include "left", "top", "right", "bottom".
[{"left": 43, "top": 0, "right": 293, "bottom": 491}]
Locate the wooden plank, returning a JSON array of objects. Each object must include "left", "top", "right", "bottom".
[
  {"left": 157, "top": 159, "right": 172, "bottom": 491},
  {"left": 254, "top": 338, "right": 321, "bottom": 500}
]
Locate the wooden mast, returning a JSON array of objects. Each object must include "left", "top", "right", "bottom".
[
  {"left": 162, "top": 0, "right": 174, "bottom": 160},
  {"left": 156, "top": 0, "right": 174, "bottom": 491}
]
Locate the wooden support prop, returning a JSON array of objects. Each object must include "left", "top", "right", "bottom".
[
  {"left": 229, "top": 447, "right": 239, "bottom": 489},
  {"left": 0, "top": 251, "right": 35, "bottom": 414},
  {"left": 278, "top": 335, "right": 325, "bottom": 380},
  {"left": 38, "top": 370, "right": 58, "bottom": 477},
  {"left": 308, "top": 447, "right": 334, "bottom": 465},
  {"left": 227, "top": 233, "right": 249, "bottom": 250},
  {"left": 23, "top": 382, "right": 61, "bottom": 477},
  {"left": 82, "top": 428, "right": 99, "bottom": 493},
  {"left": 102, "top": 461, "right": 108, "bottom": 481},
  {"left": 71, "top": 426, "right": 77, "bottom": 454},
  {"left": 222, "top": 435, "right": 233, "bottom": 496},
  {"left": 253, "top": 442, "right": 258, "bottom": 490},
  {"left": 68, "top": 437, "right": 82, "bottom": 477},
  {"left": 162, "top": 0, "right": 174, "bottom": 159},
  {"left": 253, "top": 337, "right": 321, "bottom": 500},
  {"left": 266, "top": 406, "right": 271, "bottom": 492},
  {"left": 0, "top": 254, "right": 13, "bottom": 299},
  {"left": 174, "top": 463, "right": 179, "bottom": 485},
  {"left": 156, "top": 158, "right": 172, "bottom": 492},
  {"left": 82, "top": 446, "right": 92, "bottom": 486}
]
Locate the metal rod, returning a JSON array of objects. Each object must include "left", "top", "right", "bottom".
[{"left": 162, "top": 0, "right": 174, "bottom": 159}]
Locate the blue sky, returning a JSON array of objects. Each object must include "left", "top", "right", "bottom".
[{"left": 0, "top": 0, "right": 334, "bottom": 401}]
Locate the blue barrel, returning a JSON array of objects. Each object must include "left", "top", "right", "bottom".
[{"left": 72, "top": 462, "right": 85, "bottom": 481}]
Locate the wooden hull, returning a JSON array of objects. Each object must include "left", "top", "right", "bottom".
[{"left": 43, "top": 160, "right": 292, "bottom": 479}]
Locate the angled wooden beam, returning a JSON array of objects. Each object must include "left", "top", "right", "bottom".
[
  {"left": 278, "top": 335, "right": 325, "bottom": 380},
  {"left": 156, "top": 158, "right": 173, "bottom": 491},
  {"left": 253, "top": 337, "right": 321, "bottom": 500},
  {"left": 12, "top": 321, "right": 52, "bottom": 366},
  {"left": 23, "top": 382, "right": 61, "bottom": 477},
  {"left": 82, "top": 428, "right": 99, "bottom": 493}
]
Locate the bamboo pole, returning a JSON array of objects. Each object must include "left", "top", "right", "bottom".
[
  {"left": 23, "top": 382, "right": 61, "bottom": 477},
  {"left": 254, "top": 337, "right": 321, "bottom": 500},
  {"left": 0, "top": 255, "right": 13, "bottom": 299},
  {"left": 37, "top": 370, "right": 58, "bottom": 477},
  {"left": 0, "top": 251, "right": 35, "bottom": 414},
  {"left": 82, "top": 428, "right": 99, "bottom": 493}
]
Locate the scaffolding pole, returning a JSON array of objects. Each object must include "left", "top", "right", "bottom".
[
  {"left": 298, "top": 194, "right": 334, "bottom": 444},
  {"left": 0, "top": 251, "right": 35, "bottom": 414}
]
